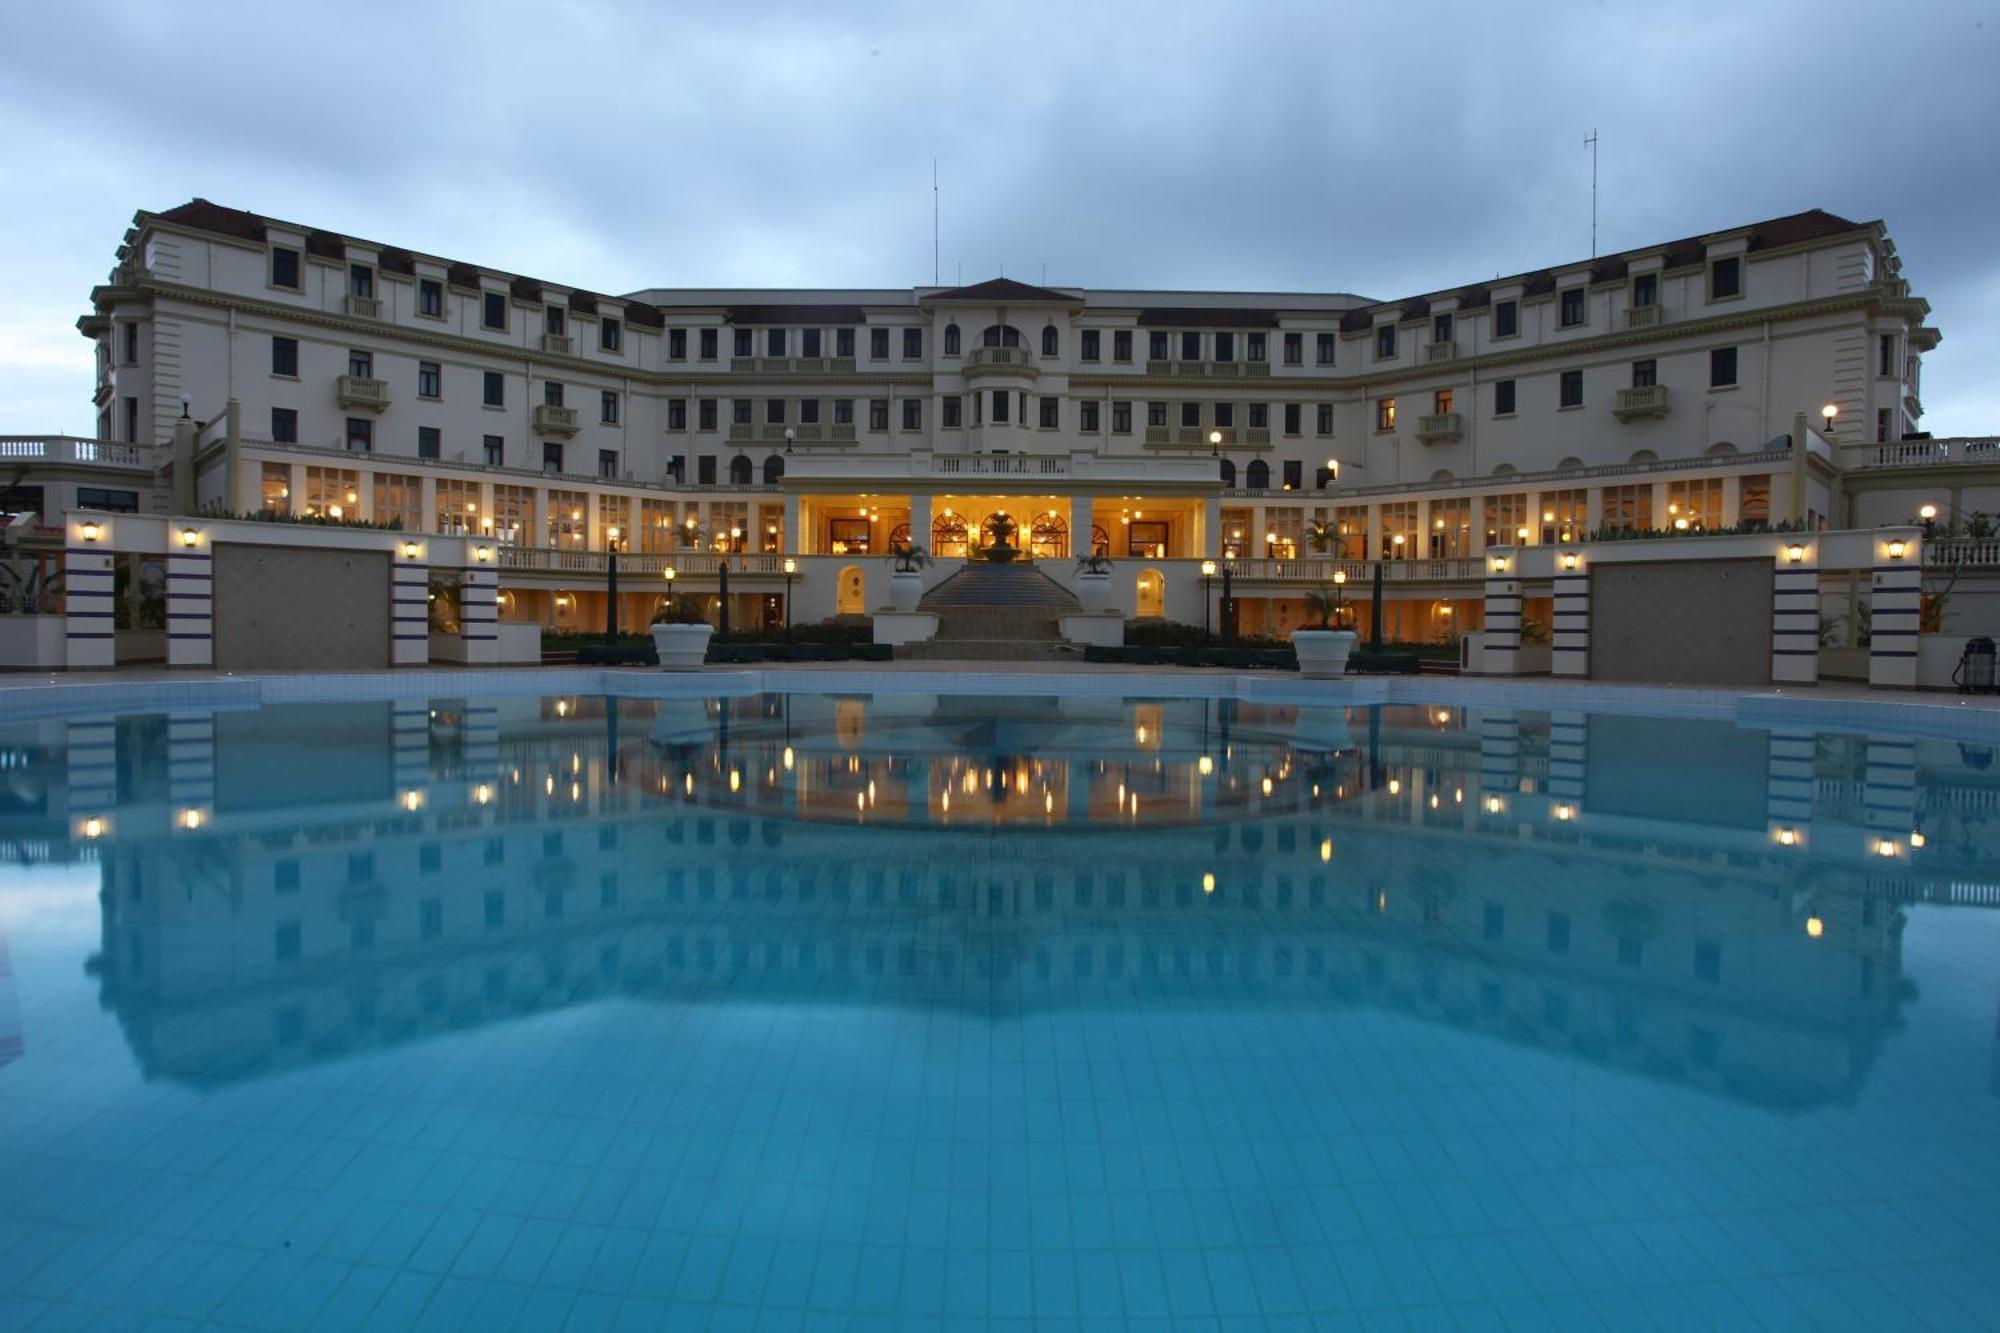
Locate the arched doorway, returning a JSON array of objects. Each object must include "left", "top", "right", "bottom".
[
  {"left": 1245, "top": 458, "right": 1271, "bottom": 490},
  {"left": 1135, "top": 568, "right": 1165, "bottom": 618},
  {"left": 1219, "top": 458, "right": 1237, "bottom": 487},
  {"left": 836, "top": 565, "right": 866, "bottom": 615},
  {"left": 762, "top": 454, "right": 785, "bottom": 484},
  {"left": 1029, "top": 511, "right": 1069, "bottom": 559},
  {"left": 932, "top": 511, "right": 970, "bottom": 559},
  {"left": 728, "top": 454, "right": 753, "bottom": 485}
]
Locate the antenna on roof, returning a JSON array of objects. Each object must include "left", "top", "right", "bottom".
[
  {"left": 1041, "top": 261, "right": 1047, "bottom": 285},
  {"left": 1584, "top": 128, "right": 1599, "bottom": 257},
  {"left": 932, "top": 159, "right": 939, "bottom": 286}
]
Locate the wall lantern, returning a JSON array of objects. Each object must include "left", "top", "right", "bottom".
[
  {"left": 1490, "top": 555, "right": 1509, "bottom": 573},
  {"left": 402, "top": 540, "right": 420, "bottom": 559},
  {"left": 179, "top": 527, "right": 200, "bottom": 548},
  {"left": 1886, "top": 539, "right": 1907, "bottom": 560},
  {"left": 1561, "top": 551, "right": 1579, "bottom": 570},
  {"left": 473, "top": 545, "right": 493, "bottom": 563},
  {"left": 79, "top": 520, "right": 102, "bottom": 542},
  {"left": 1785, "top": 542, "right": 1807, "bottom": 564}
]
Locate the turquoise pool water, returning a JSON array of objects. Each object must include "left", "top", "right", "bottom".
[{"left": 0, "top": 691, "right": 1996, "bottom": 1330}]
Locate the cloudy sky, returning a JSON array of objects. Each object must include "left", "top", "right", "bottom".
[{"left": 3, "top": 0, "right": 1996, "bottom": 434}]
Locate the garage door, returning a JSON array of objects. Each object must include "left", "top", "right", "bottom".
[
  {"left": 1588, "top": 558, "right": 1773, "bottom": 686},
  {"left": 213, "top": 544, "right": 391, "bottom": 671}
]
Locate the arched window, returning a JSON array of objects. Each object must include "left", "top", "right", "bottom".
[
  {"left": 1090, "top": 524, "right": 1110, "bottom": 557},
  {"left": 981, "top": 325, "right": 1022, "bottom": 348},
  {"left": 1218, "top": 458, "right": 1237, "bottom": 487},
  {"left": 728, "top": 454, "right": 752, "bottom": 485},
  {"left": 761, "top": 454, "right": 785, "bottom": 484},
  {"left": 1491, "top": 463, "right": 1518, "bottom": 476},
  {"left": 1029, "top": 511, "right": 1069, "bottom": 559},
  {"left": 1245, "top": 458, "right": 1271, "bottom": 490},
  {"left": 888, "top": 523, "right": 912, "bottom": 550},
  {"left": 1041, "top": 324, "right": 1059, "bottom": 357},
  {"left": 1556, "top": 456, "right": 1585, "bottom": 472},
  {"left": 932, "top": 511, "right": 969, "bottom": 559},
  {"left": 1704, "top": 440, "right": 1738, "bottom": 457},
  {"left": 944, "top": 323, "right": 961, "bottom": 355},
  {"left": 1628, "top": 449, "right": 1659, "bottom": 464},
  {"left": 1430, "top": 468, "right": 1454, "bottom": 481}
]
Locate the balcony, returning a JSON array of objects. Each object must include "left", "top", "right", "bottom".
[
  {"left": 1424, "top": 342, "right": 1458, "bottom": 363},
  {"left": 1844, "top": 436, "right": 2000, "bottom": 470},
  {"left": 0, "top": 436, "right": 154, "bottom": 469},
  {"left": 541, "top": 333, "right": 574, "bottom": 354},
  {"left": 335, "top": 375, "right": 389, "bottom": 412},
  {"left": 728, "top": 355, "right": 860, "bottom": 375},
  {"left": 965, "top": 346, "right": 1036, "bottom": 373},
  {"left": 1625, "top": 304, "right": 1665, "bottom": 330},
  {"left": 1244, "top": 427, "right": 1272, "bottom": 446},
  {"left": 934, "top": 454, "right": 1070, "bottom": 477},
  {"left": 1612, "top": 384, "right": 1671, "bottom": 420},
  {"left": 1144, "top": 426, "right": 1171, "bottom": 446},
  {"left": 532, "top": 403, "right": 580, "bottom": 436},
  {"left": 343, "top": 294, "right": 381, "bottom": 319},
  {"left": 1414, "top": 412, "right": 1462, "bottom": 443},
  {"left": 728, "top": 423, "right": 858, "bottom": 446}
]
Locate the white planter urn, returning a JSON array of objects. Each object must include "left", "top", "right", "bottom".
[
  {"left": 889, "top": 569, "right": 923, "bottom": 613},
  {"left": 1292, "top": 628, "right": 1358, "bottom": 679},
  {"left": 650, "top": 623, "right": 714, "bottom": 670},
  {"left": 1075, "top": 571, "right": 1111, "bottom": 615}
]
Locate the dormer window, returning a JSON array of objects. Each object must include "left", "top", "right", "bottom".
[
  {"left": 1494, "top": 300, "right": 1519, "bottom": 338},
  {"left": 1560, "top": 288, "right": 1585, "bottom": 328},
  {"left": 1432, "top": 312, "right": 1453, "bottom": 344},
  {"left": 1709, "top": 256, "right": 1742, "bottom": 300},
  {"left": 546, "top": 306, "right": 566, "bottom": 337},
  {"left": 482, "top": 292, "right": 506, "bottom": 331},
  {"left": 270, "top": 246, "right": 301, "bottom": 290},
  {"left": 600, "top": 317, "right": 622, "bottom": 353},
  {"left": 1632, "top": 273, "right": 1658, "bottom": 308},
  {"left": 1375, "top": 325, "right": 1396, "bottom": 360},
  {"left": 348, "top": 264, "right": 374, "bottom": 299}
]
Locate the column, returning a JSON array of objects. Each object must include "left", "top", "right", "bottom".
[
  {"left": 1201, "top": 495, "right": 1221, "bottom": 558},
  {"left": 65, "top": 718, "right": 118, "bottom": 824},
  {"left": 390, "top": 543, "right": 429, "bottom": 667},
  {"left": 390, "top": 700, "right": 430, "bottom": 791},
  {"left": 910, "top": 494, "right": 934, "bottom": 554},
  {"left": 531, "top": 487, "right": 550, "bottom": 551},
  {"left": 1546, "top": 711, "right": 1586, "bottom": 803},
  {"left": 1477, "top": 709, "right": 1520, "bottom": 805},
  {"left": 464, "top": 701, "right": 501, "bottom": 779},
  {"left": 1068, "top": 495, "right": 1092, "bottom": 558},
  {"left": 1365, "top": 504, "right": 1382, "bottom": 561},
  {"left": 1771, "top": 547, "right": 1819, "bottom": 685},
  {"left": 1764, "top": 728, "right": 1816, "bottom": 832},
  {"left": 1862, "top": 736, "right": 1918, "bottom": 859},
  {"left": 460, "top": 552, "right": 500, "bottom": 665},
  {"left": 166, "top": 711, "right": 217, "bottom": 824},
  {"left": 1867, "top": 533, "right": 1920, "bottom": 689},
  {"left": 165, "top": 531, "right": 213, "bottom": 669},
  {"left": 1480, "top": 548, "right": 1521, "bottom": 675},
  {"left": 783, "top": 493, "right": 803, "bottom": 554},
  {"left": 1551, "top": 551, "right": 1588, "bottom": 677},
  {"left": 63, "top": 519, "right": 116, "bottom": 670},
  {"left": 417, "top": 474, "right": 438, "bottom": 535}
]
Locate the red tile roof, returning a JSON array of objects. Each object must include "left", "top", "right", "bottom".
[
  {"left": 150, "top": 198, "right": 266, "bottom": 243},
  {"left": 303, "top": 230, "right": 346, "bottom": 261},
  {"left": 921, "top": 277, "right": 1078, "bottom": 304}
]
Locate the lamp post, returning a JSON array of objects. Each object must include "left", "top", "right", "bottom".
[
  {"left": 1221, "top": 562, "right": 1235, "bottom": 645},
  {"left": 1209, "top": 428, "right": 1223, "bottom": 459},
  {"left": 1200, "top": 559, "right": 1216, "bottom": 642},
  {"left": 783, "top": 426, "right": 796, "bottom": 454},
  {"left": 1333, "top": 567, "right": 1348, "bottom": 628},
  {"left": 1820, "top": 402, "right": 1839, "bottom": 439},
  {"left": 782, "top": 557, "right": 796, "bottom": 637}
]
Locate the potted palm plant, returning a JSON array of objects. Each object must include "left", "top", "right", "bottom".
[
  {"left": 889, "top": 542, "right": 930, "bottom": 612},
  {"left": 1073, "top": 550, "right": 1114, "bottom": 614},
  {"left": 649, "top": 591, "right": 713, "bottom": 670},
  {"left": 1292, "top": 581, "right": 1358, "bottom": 679}
]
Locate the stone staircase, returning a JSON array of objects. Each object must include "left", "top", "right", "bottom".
[{"left": 897, "top": 563, "right": 1080, "bottom": 661}]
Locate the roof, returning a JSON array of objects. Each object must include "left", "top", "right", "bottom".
[
  {"left": 304, "top": 230, "right": 345, "bottom": 261},
  {"left": 919, "top": 277, "right": 1079, "bottom": 304},
  {"left": 1136, "top": 307, "right": 1279, "bottom": 329},
  {"left": 150, "top": 198, "right": 265, "bottom": 243},
  {"left": 727, "top": 304, "right": 871, "bottom": 324}
]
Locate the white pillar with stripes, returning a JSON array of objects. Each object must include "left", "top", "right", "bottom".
[
  {"left": 391, "top": 701, "right": 431, "bottom": 791},
  {"left": 167, "top": 711, "right": 217, "bottom": 824},
  {"left": 62, "top": 517, "right": 116, "bottom": 670},
  {"left": 65, "top": 718, "right": 118, "bottom": 833},
  {"left": 460, "top": 550, "right": 501, "bottom": 665},
  {"left": 1764, "top": 728, "right": 1817, "bottom": 839},
  {"left": 1480, "top": 548, "right": 1521, "bottom": 675},
  {"left": 1862, "top": 737, "right": 1918, "bottom": 859},
  {"left": 1551, "top": 554, "right": 1589, "bottom": 678},
  {"left": 1770, "top": 544, "right": 1819, "bottom": 685},
  {"left": 165, "top": 534, "right": 215, "bottom": 669},
  {"left": 1478, "top": 709, "right": 1520, "bottom": 810},
  {"left": 391, "top": 544, "right": 430, "bottom": 667},
  {"left": 1547, "top": 710, "right": 1587, "bottom": 803},
  {"left": 1867, "top": 532, "right": 1921, "bottom": 690}
]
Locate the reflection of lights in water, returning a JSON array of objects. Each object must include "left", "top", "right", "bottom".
[
  {"left": 556, "top": 701, "right": 569, "bottom": 717},
  {"left": 1375, "top": 889, "right": 1387, "bottom": 913},
  {"left": 729, "top": 770, "right": 741, "bottom": 793},
  {"left": 1910, "top": 831, "right": 1926, "bottom": 848},
  {"left": 1484, "top": 796, "right": 1504, "bottom": 814},
  {"left": 782, "top": 746, "right": 795, "bottom": 771},
  {"left": 1428, "top": 794, "right": 1439, "bottom": 810},
  {"left": 1387, "top": 778, "right": 1401, "bottom": 796},
  {"left": 83, "top": 817, "right": 105, "bottom": 839},
  {"left": 402, "top": 790, "right": 425, "bottom": 811},
  {"left": 1876, "top": 839, "right": 1898, "bottom": 858},
  {"left": 570, "top": 782, "right": 581, "bottom": 802},
  {"left": 511, "top": 768, "right": 521, "bottom": 784},
  {"left": 545, "top": 775, "right": 555, "bottom": 795},
  {"left": 1261, "top": 776, "right": 1273, "bottom": 796},
  {"left": 1202, "top": 872, "right": 1215, "bottom": 894},
  {"left": 1553, "top": 804, "right": 1574, "bottom": 822},
  {"left": 1454, "top": 787, "right": 1464, "bottom": 803},
  {"left": 1198, "top": 755, "right": 1213, "bottom": 775},
  {"left": 1775, "top": 828, "right": 1798, "bottom": 846},
  {"left": 1806, "top": 916, "right": 1825, "bottom": 938},
  {"left": 179, "top": 808, "right": 204, "bottom": 830},
  {"left": 1320, "top": 838, "right": 1333, "bottom": 862},
  {"left": 1044, "top": 791, "right": 1053, "bottom": 814},
  {"left": 855, "top": 792, "right": 865, "bottom": 811},
  {"left": 571, "top": 753, "right": 580, "bottom": 774},
  {"left": 1135, "top": 724, "right": 1148, "bottom": 745},
  {"left": 684, "top": 773, "right": 694, "bottom": 795},
  {"left": 473, "top": 784, "right": 492, "bottom": 806},
  {"left": 941, "top": 791, "right": 950, "bottom": 812}
]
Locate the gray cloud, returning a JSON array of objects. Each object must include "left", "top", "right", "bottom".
[{"left": 3, "top": 0, "right": 1995, "bottom": 432}]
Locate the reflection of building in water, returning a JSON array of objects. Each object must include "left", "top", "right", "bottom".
[{"left": 67, "top": 693, "right": 1948, "bottom": 1112}]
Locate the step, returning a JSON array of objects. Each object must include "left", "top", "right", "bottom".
[
  {"left": 895, "top": 638, "right": 1076, "bottom": 662},
  {"left": 931, "top": 607, "right": 1066, "bottom": 641},
  {"left": 920, "top": 565, "right": 1080, "bottom": 610}
]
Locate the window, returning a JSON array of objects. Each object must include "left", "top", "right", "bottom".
[
  {"left": 270, "top": 246, "right": 301, "bottom": 290},
  {"left": 835, "top": 328, "right": 854, "bottom": 358},
  {"left": 941, "top": 324, "right": 961, "bottom": 356},
  {"left": 834, "top": 399, "right": 854, "bottom": 425},
  {"left": 1600, "top": 484, "right": 1651, "bottom": 531},
  {"left": 943, "top": 395, "right": 962, "bottom": 429},
  {"left": 1040, "top": 397, "right": 1061, "bottom": 429},
  {"left": 418, "top": 426, "right": 440, "bottom": 459},
  {"left": 1214, "top": 332, "right": 1234, "bottom": 362},
  {"left": 121, "top": 321, "right": 139, "bottom": 364},
  {"left": 1433, "top": 389, "right": 1453, "bottom": 415},
  {"left": 1113, "top": 330, "right": 1131, "bottom": 362},
  {"left": 483, "top": 371, "right": 504, "bottom": 407},
  {"left": 800, "top": 398, "right": 820, "bottom": 424},
  {"left": 1147, "top": 402, "right": 1167, "bottom": 428},
  {"left": 1248, "top": 332, "right": 1266, "bottom": 363},
  {"left": 1494, "top": 300, "right": 1519, "bottom": 338},
  {"left": 542, "top": 442, "right": 564, "bottom": 473},
  {"left": 1214, "top": 402, "right": 1234, "bottom": 429},
  {"left": 1180, "top": 331, "right": 1201, "bottom": 361},
  {"left": 1632, "top": 273, "right": 1658, "bottom": 308},
  {"left": 1374, "top": 325, "right": 1396, "bottom": 360},
  {"left": 1559, "top": 288, "right": 1585, "bottom": 327},
  {"left": 1432, "top": 312, "right": 1453, "bottom": 345},
  {"left": 1878, "top": 334, "right": 1895, "bottom": 377},
  {"left": 345, "top": 417, "right": 373, "bottom": 452},
  {"left": 482, "top": 292, "right": 506, "bottom": 331},
  {"left": 1283, "top": 332, "right": 1303, "bottom": 365},
  {"left": 601, "top": 390, "right": 620, "bottom": 424},
  {"left": 347, "top": 264, "right": 373, "bottom": 299},
  {"left": 767, "top": 328, "right": 787, "bottom": 357},
  {"left": 271, "top": 336, "right": 298, "bottom": 377},
  {"left": 732, "top": 398, "right": 752, "bottom": 425},
  {"left": 1876, "top": 408, "right": 1892, "bottom": 443},
  {"left": 1483, "top": 493, "right": 1527, "bottom": 548},
  {"left": 869, "top": 399, "right": 889, "bottom": 431},
  {"left": 1494, "top": 379, "right": 1516, "bottom": 415},
  {"left": 1710, "top": 346, "right": 1738, "bottom": 388},
  {"left": 1667, "top": 477, "right": 1723, "bottom": 530},
  {"left": 270, "top": 407, "right": 297, "bottom": 443},
  {"left": 1631, "top": 359, "right": 1657, "bottom": 388},
  {"left": 599, "top": 449, "right": 619, "bottom": 479},
  {"left": 729, "top": 329, "right": 751, "bottom": 359},
  {"left": 1739, "top": 474, "right": 1771, "bottom": 525},
  {"left": 902, "top": 328, "right": 922, "bottom": 360},
  {"left": 1042, "top": 325, "right": 1059, "bottom": 357},
  {"left": 1081, "top": 329, "right": 1100, "bottom": 362},
  {"left": 483, "top": 434, "right": 503, "bottom": 466},
  {"left": 1111, "top": 401, "right": 1131, "bottom": 433},
  {"left": 417, "top": 361, "right": 441, "bottom": 398},
  {"left": 1168, "top": 401, "right": 1193, "bottom": 429},
  {"left": 1375, "top": 398, "right": 1396, "bottom": 431},
  {"left": 700, "top": 328, "right": 718, "bottom": 360},
  {"left": 991, "top": 391, "right": 1010, "bottom": 424},
  {"left": 1283, "top": 403, "right": 1301, "bottom": 435},
  {"left": 698, "top": 398, "right": 717, "bottom": 431},
  {"left": 1709, "top": 256, "right": 1742, "bottom": 300},
  {"left": 544, "top": 382, "right": 565, "bottom": 408},
  {"left": 669, "top": 328, "right": 687, "bottom": 360},
  {"left": 901, "top": 398, "right": 921, "bottom": 430},
  {"left": 1316, "top": 333, "right": 1337, "bottom": 365},
  {"left": 765, "top": 398, "right": 787, "bottom": 425},
  {"left": 800, "top": 328, "right": 820, "bottom": 358},
  {"left": 697, "top": 456, "right": 716, "bottom": 484},
  {"left": 419, "top": 278, "right": 443, "bottom": 317},
  {"left": 1079, "top": 401, "right": 1099, "bottom": 432},
  {"left": 870, "top": 328, "right": 890, "bottom": 360},
  {"left": 668, "top": 399, "right": 688, "bottom": 431},
  {"left": 1540, "top": 489, "right": 1586, "bottom": 543},
  {"left": 347, "top": 350, "right": 373, "bottom": 379},
  {"left": 1248, "top": 403, "right": 1267, "bottom": 429},
  {"left": 1283, "top": 460, "right": 1302, "bottom": 490},
  {"left": 123, "top": 396, "right": 138, "bottom": 443},
  {"left": 600, "top": 317, "right": 622, "bottom": 353},
  {"left": 1150, "top": 331, "right": 1170, "bottom": 361},
  {"left": 1559, "top": 369, "right": 1583, "bottom": 408}
]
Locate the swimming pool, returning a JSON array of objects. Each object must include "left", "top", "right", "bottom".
[{"left": 1, "top": 686, "right": 1996, "bottom": 1330}]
